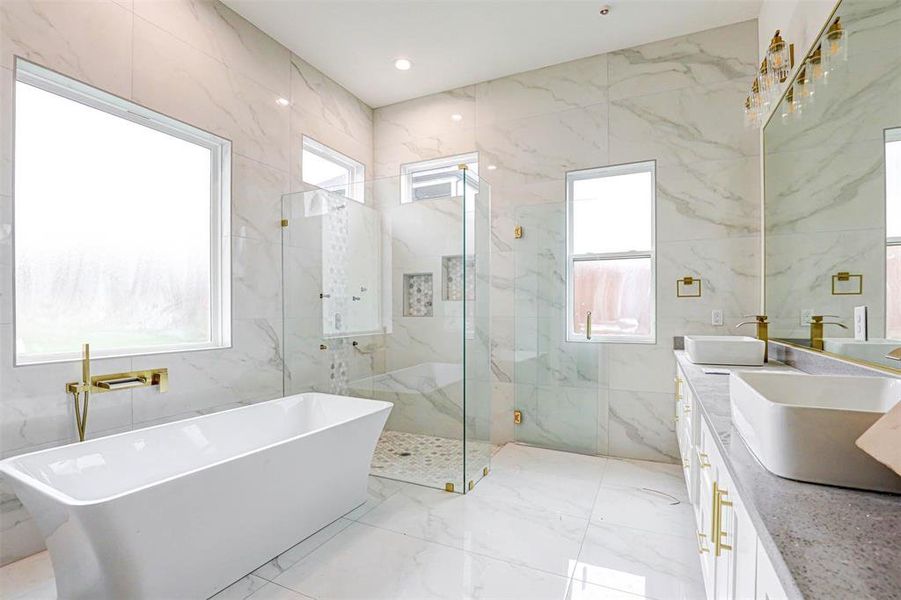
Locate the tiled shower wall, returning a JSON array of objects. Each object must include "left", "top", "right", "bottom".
[
  {"left": 373, "top": 19, "right": 762, "bottom": 462},
  {"left": 0, "top": 0, "right": 374, "bottom": 565}
]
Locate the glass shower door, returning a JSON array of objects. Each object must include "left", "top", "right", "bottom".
[
  {"left": 463, "top": 169, "right": 493, "bottom": 490},
  {"left": 281, "top": 172, "right": 492, "bottom": 493}
]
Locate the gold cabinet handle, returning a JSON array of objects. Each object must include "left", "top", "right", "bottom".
[
  {"left": 674, "top": 376, "right": 683, "bottom": 400},
  {"left": 697, "top": 531, "right": 710, "bottom": 554},
  {"left": 714, "top": 483, "right": 733, "bottom": 556},
  {"left": 698, "top": 450, "right": 711, "bottom": 469},
  {"left": 586, "top": 311, "right": 592, "bottom": 341}
]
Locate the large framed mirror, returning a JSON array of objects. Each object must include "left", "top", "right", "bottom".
[{"left": 763, "top": 0, "right": 901, "bottom": 372}]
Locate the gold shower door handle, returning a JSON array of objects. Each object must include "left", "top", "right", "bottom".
[{"left": 586, "top": 311, "right": 592, "bottom": 341}]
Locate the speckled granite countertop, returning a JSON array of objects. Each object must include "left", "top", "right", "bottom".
[{"left": 674, "top": 351, "right": 901, "bottom": 600}]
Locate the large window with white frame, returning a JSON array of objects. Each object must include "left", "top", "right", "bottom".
[
  {"left": 886, "top": 128, "right": 901, "bottom": 339},
  {"left": 566, "top": 161, "right": 656, "bottom": 343},
  {"left": 302, "top": 136, "right": 365, "bottom": 203},
  {"left": 13, "top": 59, "right": 232, "bottom": 365},
  {"left": 400, "top": 152, "right": 478, "bottom": 204}
]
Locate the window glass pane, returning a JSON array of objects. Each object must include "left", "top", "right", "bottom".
[
  {"left": 302, "top": 147, "right": 351, "bottom": 193},
  {"left": 572, "top": 170, "right": 653, "bottom": 254},
  {"left": 572, "top": 258, "right": 652, "bottom": 337},
  {"left": 15, "top": 81, "right": 214, "bottom": 361},
  {"left": 401, "top": 152, "right": 478, "bottom": 204},
  {"left": 887, "top": 137, "right": 901, "bottom": 239},
  {"left": 302, "top": 136, "right": 364, "bottom": 203},
  {"left": 888, "top": 245, "right": 901, "bottom": 339}
]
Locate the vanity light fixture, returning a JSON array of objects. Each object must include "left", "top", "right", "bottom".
[
  {"left": 487, "top": 164, "right": 497, "bottom": 170},
  {"left": 766, "top": 30, "right": 793, "bottom": 82},
  {"left": 450, "top": 113, "right": 463, "bottom": 122},
  {"left": 275, "top": 97, "right": 290, "bottom": 106},
  {"left": 796, "top": 65, "right": 815, "bottom": 104},
  {"left": 746, "top": 30, "right": 796, "bottom": 128},
  {"left": 808, "top": 45, "right": 827, "bottom": 83},
  {"left": 823, "top": 17, "right": 848, "bottom": 70},
  {"left": 394, "top": 58, "right": 412, "bottom": 71},
  {"left": 780, "top": 86, "right": 798, "bottom": 122}
]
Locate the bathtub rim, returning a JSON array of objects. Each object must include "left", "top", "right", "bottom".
[{"left": 0, "top": 393, "right": 393, "bottom": 507}]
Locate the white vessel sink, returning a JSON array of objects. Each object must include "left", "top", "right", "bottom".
[
  {"left": 684, "top": 335, "right": 765, "bottom": 366},
  {"left": 730, "top": 371, "right": 901, "bottom": 492},
  {"left": 823, "top": 338, "right": 901, "bottom": 368}
]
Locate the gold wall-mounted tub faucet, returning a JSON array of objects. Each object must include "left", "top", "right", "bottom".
[{"left": 65, "top": 343, "right": 169, "bottom": 441}]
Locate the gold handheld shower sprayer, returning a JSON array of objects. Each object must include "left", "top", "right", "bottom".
[{"left": 65, "top": 343, "right": 169, "bottom": 442}]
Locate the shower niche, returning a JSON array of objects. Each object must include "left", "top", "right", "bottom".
[{"left": 403, "top": 273, "right": 434, "bottom": 317}]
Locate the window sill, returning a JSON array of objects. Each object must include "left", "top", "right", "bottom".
[{"left": 15, "top": 341, "right": 233, "bottom": 367}]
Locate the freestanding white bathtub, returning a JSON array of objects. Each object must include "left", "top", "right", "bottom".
[{"left": 0, "top": 393, "right": 392, "bottom": 600}]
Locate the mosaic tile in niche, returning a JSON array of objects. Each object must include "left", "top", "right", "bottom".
[{"left": 403, "top": 273, "right": 433, "bottom": 317}]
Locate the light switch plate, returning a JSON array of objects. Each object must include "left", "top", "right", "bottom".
[{"left": 711, "top": 309, "right": 724, "bottom": 326}]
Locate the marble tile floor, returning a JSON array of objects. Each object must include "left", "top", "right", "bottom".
[
  {"left": 371, "top": 430, "right": 496, "bottom": 492},
  {"left": 0, "top": 444, "right": 704, "bottom": 600}
]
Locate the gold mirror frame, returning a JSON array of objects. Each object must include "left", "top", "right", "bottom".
[{"left": 770, "top": 339, "right": 901, "bottom": 375}]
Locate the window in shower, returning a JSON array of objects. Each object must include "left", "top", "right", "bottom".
[
  {"left": 302, "top": 136, "right": 365, "bottom": 203},
  {"left": 13, "top": 59, "right": 232, "bottom": 365},
  {"left": 565, "top": 161, "right": 656, "bottom": 343},
  {"left": 400, "top": 152, "right": 478, "bottom": 205},
  {"left": 887, "top": 128, "right": 901, "bottom": 339}
]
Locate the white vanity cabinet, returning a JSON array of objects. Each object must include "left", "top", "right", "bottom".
[{"left": 675, "top": 366, "right": 788, "bottom": 600}]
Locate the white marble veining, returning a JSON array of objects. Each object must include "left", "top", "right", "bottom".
[
  {"left": 607, "top": 19, "right": 757, "bottom": 101},
  {"left": 1, "top": 444, "right": 702, "bottom": 600},
  {"left": 372, "top": 18, "right": 758, "bottom": 467}
]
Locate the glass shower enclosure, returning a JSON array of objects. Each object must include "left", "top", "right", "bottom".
[{"left": 281, "top": 169, "right": 492, "bottom": 493}]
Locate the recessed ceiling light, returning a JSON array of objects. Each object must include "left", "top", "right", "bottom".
[
  {"left": 450, "top": 113, "right": 463, "bottom": 122},
  {"left": 487, "top": 164, "right": 498, "bottom": 170},
  {"left": 276, "top": 97, "right": 290, "bottom": 106},
  {"left": 394, "top": 58, "right": 412, "bottom": 71},
  {"left": 599, "top": 4, "right": 611, "bottom": 15}
]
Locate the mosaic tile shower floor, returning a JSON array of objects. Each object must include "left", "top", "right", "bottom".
[{"left": 370, "top": 430, "right": 496, "bottom": 491}]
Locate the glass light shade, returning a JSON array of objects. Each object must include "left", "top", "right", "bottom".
[
  {"left": 767, "top": 31, "right": 792, "bottom": 80},
  {"left": 745, "top": 98, "right": 760, "bottom": 128},
  {"left": 780, "top": 88, "right": 797, "bottom": 123},
  {"left": 796, "top": 68, "right": 815, "bottom": 105},
  {"left": 807, "top": 45, "right": 827, "bottom": 83},
  {"left": 823, "top": 18, "right": 848, "bottom": 71}
]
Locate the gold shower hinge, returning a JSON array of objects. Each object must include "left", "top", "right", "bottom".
[
  {"left": 468, "top": 480, "right": 474, "bottom": 491},
  {"left": 280, "top": 218, "right": 288, "bottom": 227},
  {"left": 445, "top": 482, "right": 455, "bottom": 492},
  {"left": 513, "top": 410, "right": 522, "bottom": 424},
  {"left": 514, "top": 225, "right": 523, "bottom": 239}
]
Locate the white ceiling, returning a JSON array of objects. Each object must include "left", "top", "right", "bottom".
[{"left": 224, "top": 0, "right": 762, "bottom": 108}]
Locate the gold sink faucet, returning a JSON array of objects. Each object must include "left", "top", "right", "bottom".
[
  {"left": 808, "top": 315, "right": 848, "bottom": 351},
  {"left": 736, "top": 314, "right": 769, "bottom": 362},
  {"left": 65, "top": 343, "right": 168, "bottom": 441}
]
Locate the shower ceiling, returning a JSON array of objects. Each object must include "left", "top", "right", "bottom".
[{"left": 222, "top": 0, "right": 761, "bottom": 108}]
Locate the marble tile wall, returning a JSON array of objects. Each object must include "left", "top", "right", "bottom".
[
  {"left": 0, "top": 0, "right": 374, "bottom": 565},
  {"left": 373, "top": 19, "right": 761, "bottom": 462}
]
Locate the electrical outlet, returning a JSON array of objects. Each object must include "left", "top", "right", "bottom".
[
  {"left": 800, "top": 308, "right": 814, "bottom": 327},
  {"left": 711, "top": 309, "right": 724, "bottom": 326}
]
